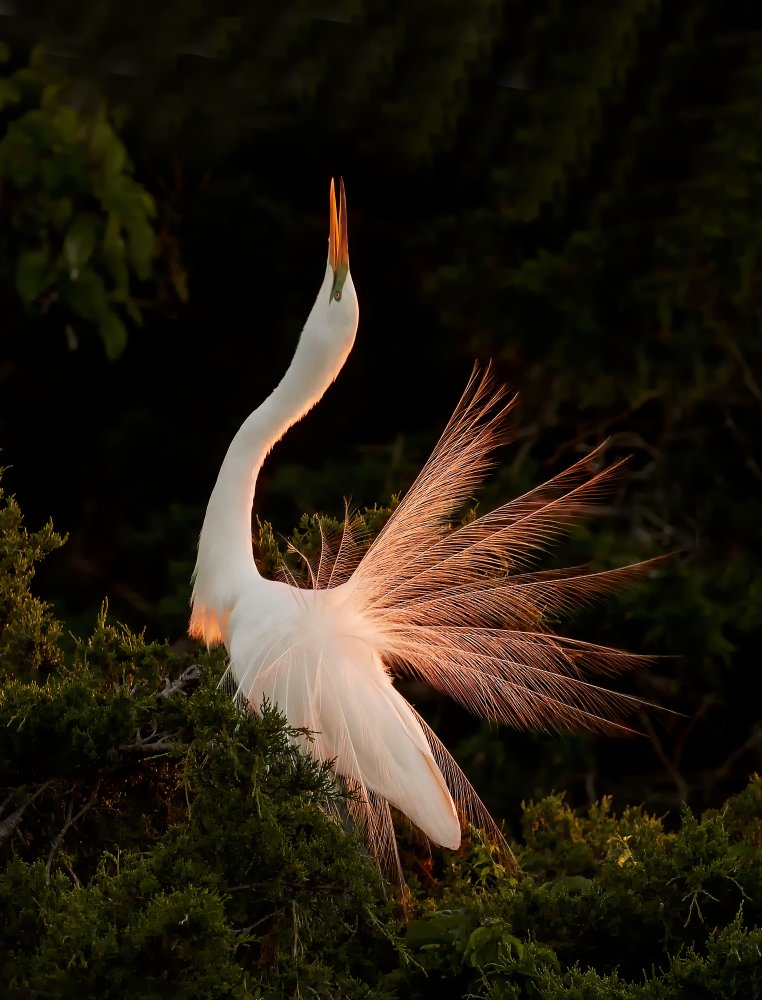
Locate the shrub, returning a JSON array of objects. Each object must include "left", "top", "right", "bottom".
[{"left": 1, "top": 479, "right": 760, "bottom": 998}]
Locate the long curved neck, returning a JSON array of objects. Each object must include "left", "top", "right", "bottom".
[{"left": 192, "top": 266, "right": 357, "bottom": 624}]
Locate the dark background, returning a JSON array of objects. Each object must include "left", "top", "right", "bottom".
[{"left": 1, "top": 2, "right": 761, "bottom": 830}]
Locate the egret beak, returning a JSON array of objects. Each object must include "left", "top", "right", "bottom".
[{"left": 329, "top": 177, "right": 349, "bottom": 285}]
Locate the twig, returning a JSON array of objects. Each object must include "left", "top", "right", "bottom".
[
  {"left": 722, "top": 408, "right": 762, "bottom": 482},
  {"left": 46, "top": 779, "right": 101, "bottom": 882},
  {"left": 711, "top": 728, "right": 762, "bottom": 788},
  {"left": 157, "top": 666, "right": 202, "bottom": 699},
  {"left": 545, "top": 390, "right": 664, "bottom": 466},
  {"left": 0, "top": 780, "right": 54, "bottom": 847},
  {"left": 6, "top": 988, "right": 63, "bottom": 998},
  {"left": 584, "top": 770, "right": 598, "bottom": 805},
  {"left": 641, "top": 711, "right": 689, "bottom": 803},
  {"left": 67, "top": 553, "right": 153, "bottom": 617},
  {"left": 62, "top": 860, "right": 82, "bottom": 889},
  {"left": 725, "top": 336, "right": 762, "bottom": 404},
  {"left": 672, "top": 694, "right": 715, "bottom": 768},
  {"left": 119, "top": 737, "right": 175, "bottom": 755},
  {"left": 233, "top": 913, "right": 274, "bottom": 936}
]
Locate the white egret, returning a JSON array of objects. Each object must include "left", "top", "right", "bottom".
[{"left": 191, "top": 179, "right": 654, "bottom": 882}]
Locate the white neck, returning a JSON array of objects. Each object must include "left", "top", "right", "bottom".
[{"left": 191, "top": 262, "right": 359, "bottom": 638}]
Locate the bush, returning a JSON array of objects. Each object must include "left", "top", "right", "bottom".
[{"left": 1, "top": 479, "right": 761, "bottom": 997}]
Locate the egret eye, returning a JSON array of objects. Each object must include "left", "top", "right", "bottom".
[{"left": 334, "top": 290, "right": 342, "bottom": 302}]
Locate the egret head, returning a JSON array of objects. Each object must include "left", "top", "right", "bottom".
[
  {"left": 328, "top": 177, "right": 350, "bottom": 304},
  {"left": 313, "top": 176, "right": 358, "bottom": 356}
]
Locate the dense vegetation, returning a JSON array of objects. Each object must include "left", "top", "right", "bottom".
[{"left": 2, "top": 482, "right": 762, "bottom": 998}]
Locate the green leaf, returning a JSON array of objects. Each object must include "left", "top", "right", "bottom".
[
  {"left": 0, "top": 77, "right": 20, "bottom": 110},
  {"left": 140, "top": 190, "right": 156, "bottom": 218},
  {"left": 15, "top": 249, "right": 55, "bottom": 304},
  {"left": 170, "top": 259, "right": 189, "bottom": 304},
  {"left": 102, "top": 212, "right": 123, "bottom": 255},
  {"left": 125, "top": 299, "right": 143, "bottom": 327},
  {"left": 125, "top": 217, "right": 156, "bottom": 280},
  {"left": 464, "top": 921, "right": 521, "bottom": 970},
  {"left": 98, "top": 127, "right": 126, "bottom": 177},
  {"left": 63, "top": 215, "right": 99, "bottom": 276},
  {"left": 40, "top": 81, "right": 65, "bottom": 110},
  {"left": 0, "top": 127, "right": 37, "bottom": 186},
  {"left": 47, "top": 197, "right": 74, "bottom": 230},
  {"left": 98, "top": 310, "right": 128, "bottom": 361},
  {"left": 50, "top": 105, "right": 80, "bottom": 145},
  {"left": 60, "top": 267, "right": 109, "bottom": 323},
  {"left": 406, "top": 909, "right": 473, "bottom": 949},
  {"left": 106, "top": 257, "right": 130, "bottom": 300},
  {"left": 538, "top": 875, "right": 594, "bottom": 894}
]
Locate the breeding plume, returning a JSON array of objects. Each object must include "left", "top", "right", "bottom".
[{"left": 191, "top": 179, "right": 653, "bottom": 881}]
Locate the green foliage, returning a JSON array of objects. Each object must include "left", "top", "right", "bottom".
[
  {"left": 402, "top": 779, "right": 762, "bottom": 999},
  {"left": 0, "top": 479, "right": 65, "bottom": 680},
  {"left": 255, "top": 502, "right": 396, "bottom": 583},
  {"left": 0, "top": 47, "right": 161, "bottom": 357},
  {"left": 2, "top": 481, "right": 762, "bottom": 996},
  {"left": 1, "top": 667, "right": 401, "bottom": 997}
]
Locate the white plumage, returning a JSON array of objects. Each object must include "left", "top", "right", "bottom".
[{"left": 190, "top": 179, "right": 654, "bottom": 882}]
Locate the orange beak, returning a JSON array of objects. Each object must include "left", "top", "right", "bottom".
[{"left": 329, "top": 177, "right": 349, "bottom": 275}]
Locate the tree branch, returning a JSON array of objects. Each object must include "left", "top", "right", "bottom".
[
  {"left": 46, "top": 779, "right": 101, "bottom": 882},
  {"left": 711, "top": 727, "right": 762, "bottom": 788},
  {"left": 119, "top": 738, "right": 176, "bottom": 755},
  {"left": 641, "top": 711, "right": 689, "bottom": 803},
  {"left": 157, "top": 665, "right": 202, "bottom": 699},
  {"left": 0, "top": 780, "right": 54, "bottom": 847}
]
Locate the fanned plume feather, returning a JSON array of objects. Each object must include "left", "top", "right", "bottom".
[{"left": 273, "top": 365, "right": 661, "bottom": 882}]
